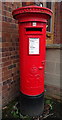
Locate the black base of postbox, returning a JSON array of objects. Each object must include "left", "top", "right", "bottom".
[{"left": 20, "top": 92, "right": 44, "bottom": 117}]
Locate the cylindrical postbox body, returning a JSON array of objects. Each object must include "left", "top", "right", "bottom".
[{"left": 12, "top": 6, "right": 52, "bottom": 117}]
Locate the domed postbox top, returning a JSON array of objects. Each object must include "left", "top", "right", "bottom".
[{"left": 12, "top": 6, "right": 53, "bottom": 23}]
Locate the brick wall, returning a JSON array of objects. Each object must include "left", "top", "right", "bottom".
[
  {"left": 0, "top": 1, "right": 2, "bottom": 119},
  {"left": 60, "top": 2, "right": 62, "bottom": 43},
  {"left": 54, "top": 2, "right": 61, "bottom": 44},
  {"left": 2, "top": 2, "right": 22, "bottom": 106}
]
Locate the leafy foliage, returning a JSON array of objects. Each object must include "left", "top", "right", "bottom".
[{"left": 2, "top": 97, "right": 61, "bottom": 120}]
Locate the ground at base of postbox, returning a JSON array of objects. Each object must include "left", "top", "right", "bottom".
[{"left": 2, "top": 96, "right": 62, "bottom": 120}]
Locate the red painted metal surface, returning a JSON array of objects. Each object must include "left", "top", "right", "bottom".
[{"left": 12, "top": 6, "right": 53, "bottom": 96}]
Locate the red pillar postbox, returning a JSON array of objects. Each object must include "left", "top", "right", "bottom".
[{"left": 12, "top": 6, "right": 52, "bottom": 117}]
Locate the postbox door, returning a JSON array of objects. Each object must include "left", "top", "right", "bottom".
[
  {"left": 19, "top": 25, "right": 46, "bottom": 96},
  {"left": 26, "top": 35, "right": 45, "bottom": 95}
]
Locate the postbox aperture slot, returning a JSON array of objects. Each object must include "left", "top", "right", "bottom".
[{"left": 26, "top": 28, "right": 42, "bottom": 32}]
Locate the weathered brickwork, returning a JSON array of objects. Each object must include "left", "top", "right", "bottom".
[
  {"left": 0, "top": 2, "right": 2, "bottom": 119},
  {"left": 54, "top": 2, "right": 61, "bottom": 44},
  {"left": 2, "top": 2, "right": 22, "bottom": 106},
  {"left": 60, "top": 2, "right": 62, "bottom": 43}
]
